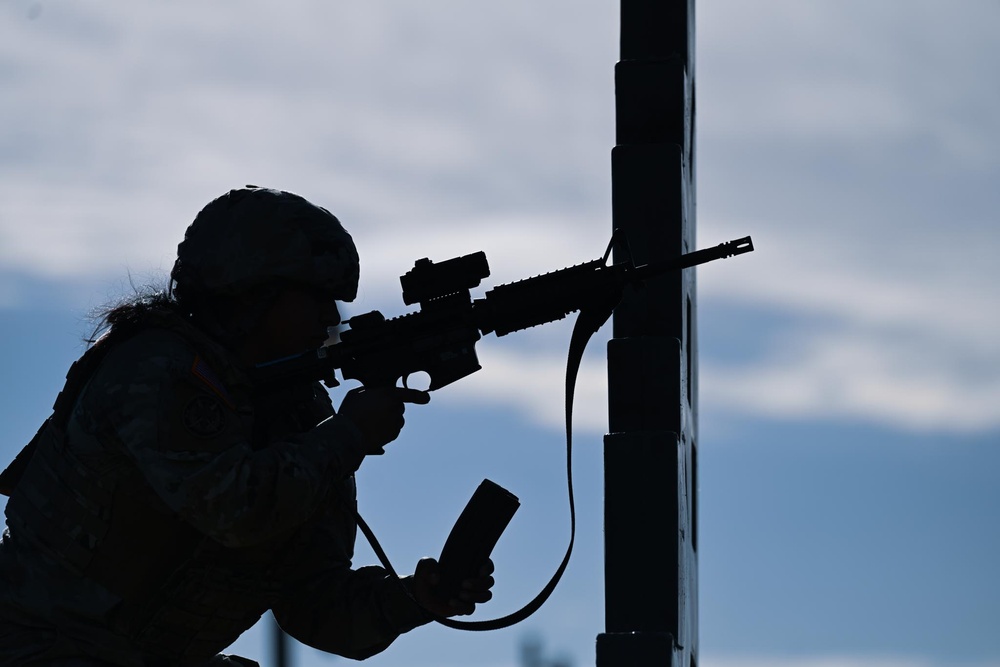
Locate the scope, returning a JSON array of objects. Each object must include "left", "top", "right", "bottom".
[{"left": 400, "top": 251, "right": 491, "bottom": 305}]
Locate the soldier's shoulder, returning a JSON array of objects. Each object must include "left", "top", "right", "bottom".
[{"left": 98, "top": 327, "right": 198, "bottom": 378}]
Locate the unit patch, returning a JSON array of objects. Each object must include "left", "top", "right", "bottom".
[
  {"left": 182, "top": 395, "right": 226, "bottom": 438},
  {"left": 190, "top": 355, "right": 236, "bottom": 408}
]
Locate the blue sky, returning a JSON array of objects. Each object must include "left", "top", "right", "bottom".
[{"left": 2, "top": 2, "right": 998, "bottom": 666}]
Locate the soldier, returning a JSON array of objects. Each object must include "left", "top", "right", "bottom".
[{"left": 0, "top": 186, "right": 494, "bottom": 666}]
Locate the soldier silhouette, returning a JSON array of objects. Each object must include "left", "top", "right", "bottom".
[{"left": 0, "top": 186, "right": 494, "bottom": 666}]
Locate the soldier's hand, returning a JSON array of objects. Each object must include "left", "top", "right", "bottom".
[
  {"left": 338, "top": 386, "right": 430, "bottom": 455},
  {"left": 410, "top": 557, "right": 495, "bottom": 617}
]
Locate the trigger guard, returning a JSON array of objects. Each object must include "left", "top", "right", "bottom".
[{"left": 401, "top": 371, "right": 433, "bottom": 392}]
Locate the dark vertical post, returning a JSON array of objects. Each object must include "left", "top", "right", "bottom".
[{"left": 597, "top": 2, "right": 698, "bottom": 667}]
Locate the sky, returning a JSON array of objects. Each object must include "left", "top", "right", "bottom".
[{"left": 1, "top": 1, "right": 999, "bottom": 666}]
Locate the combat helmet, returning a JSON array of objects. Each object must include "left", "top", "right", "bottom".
[{"left": 172, "top": 186, "right": 359, "bottom": 303}]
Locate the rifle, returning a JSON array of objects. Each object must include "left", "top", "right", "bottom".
[{"left": 251, "top": 234, "right": 754, "bottom": 390}]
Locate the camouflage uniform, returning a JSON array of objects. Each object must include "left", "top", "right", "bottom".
[{"left": 0, "top": 188, "right": 430, "bottom": 665}]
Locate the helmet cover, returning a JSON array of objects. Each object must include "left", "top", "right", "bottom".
[{"left": 173, "top": 186, "right": 359, "bottom": 301}]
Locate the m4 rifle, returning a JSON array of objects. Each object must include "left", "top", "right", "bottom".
[{"left": 251, "top": 235, "right": 754, "bottom": 390}]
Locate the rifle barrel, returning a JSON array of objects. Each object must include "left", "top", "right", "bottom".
[{"left": 630, "top": 235, "right": 753, "bottom": 281}]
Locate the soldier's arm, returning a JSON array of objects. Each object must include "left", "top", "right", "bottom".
[
  {"left": 86, "top": 329, "right": 367, "bottom": 547},
  {"left": 274, "top": 566, "right": 430, "bottom": 659},
  {"left": 269, "top": 495, "right": 431, "bottom": 659}
]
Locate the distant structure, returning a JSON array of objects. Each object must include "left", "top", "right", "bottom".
[
  {"left": 599, "top": 1, "right": 699, "bottom": 667},
  {"left": 520, "top": 634, "right": 574, "bottom": 667}
]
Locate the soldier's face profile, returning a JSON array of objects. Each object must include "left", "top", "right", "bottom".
[{"left": 247, "top": 285, "right": 341, "bottom": 362}]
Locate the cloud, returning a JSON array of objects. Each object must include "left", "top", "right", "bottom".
[
  {"left": 699, "top": 0, "right": 1000, "bottom": 160},
  {"left": 692, "top": 0, "right": 1000, "bottom": 434},
  {"left": 702, "top": 330, "right": 1000, "bottom": 434},
  {"left": 2, "top": 1, "right": 999, "bottom": 436},
  {"left": 437, "top": 338, "right": 610, "bottom": 435},
  {"left": 697, "top": 220, "right": 1000, "bottom": 433},
  {"left": 0, "top": 0, "right": 615, "bottom": 279}
]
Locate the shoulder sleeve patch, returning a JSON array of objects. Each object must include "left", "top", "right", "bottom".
[
  {"left": 190, "top": 355, "right": 236, "bottom": 409},
  {"left": 182, "top": 394, "right": 227, "bottom": 438}
]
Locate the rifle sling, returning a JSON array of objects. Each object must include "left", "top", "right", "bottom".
[{"left": 354, "top": 293, "right": 618, "bottom": 631}]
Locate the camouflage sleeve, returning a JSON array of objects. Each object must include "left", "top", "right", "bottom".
[
  {"left": 274, "top": 568, "right": 431, "bottom": 659},
  {"left": 83, "top": 329, "right": 368, "bottom": 547},
  {"left": 269, "top": 486, "right": 432, "bottom": 659}
]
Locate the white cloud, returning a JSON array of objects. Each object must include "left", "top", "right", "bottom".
[
  {"left": 437, "top": 340, "right": 610, "bottom": 435},
  {"left": 0, "top": 0, "right": 615, "bottom": 281},
  {"left": 697, "top": 215, "right": 1000, "bottom": 434},
  {"left": 699, "top": 0, "right": 1000, "bottom": 161},
  {"left": 349, "top": 212, "right": 612, "bottom": 308},
  {"left": 691, "top": 0, "right": 1000, "bottom": 434},
  {"left": 2, "top": 1, "right": 999, "bottom": 436},
  {"left": 703, "top": 330, "right": 1000, "bottom": 434}
]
